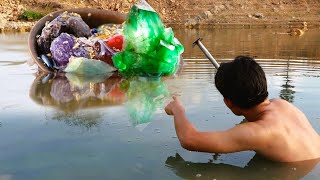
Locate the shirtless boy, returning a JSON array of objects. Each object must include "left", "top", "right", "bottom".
[{"left": 165, "top": 56, "right": 320, "bottom": 162}]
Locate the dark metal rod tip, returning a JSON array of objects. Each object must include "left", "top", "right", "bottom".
[
  {"left": 192, "top": 38, "right": 203, "bottom": 47},
  {"left": 192, "top": 38, "right": 220, "bottom": 69}
]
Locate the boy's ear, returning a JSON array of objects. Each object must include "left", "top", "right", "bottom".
[
  {"left": 224, "top": 98, "right": 243, "bottom": 116},
  {"left": 224, "top": 98, "right": 233, "bottom": 109}
]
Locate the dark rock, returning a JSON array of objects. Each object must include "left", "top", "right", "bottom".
[{"left": 253, "top": 13, "right": 264, "bottom": 19}]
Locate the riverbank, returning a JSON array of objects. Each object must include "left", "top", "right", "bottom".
[{"left": 1, "top": 0, "right": 320, "bottom": 32}]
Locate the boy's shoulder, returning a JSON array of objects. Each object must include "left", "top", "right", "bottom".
[
  {"left": 270, "top": 98, "right": 288, "bottom": 103},
  {"left": 269, "top": 98, "right": 293, "bottom": 108}
]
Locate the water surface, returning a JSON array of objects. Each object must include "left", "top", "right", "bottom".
[{"left": 0, "top": 28, "right": 320, "bottom": 180}]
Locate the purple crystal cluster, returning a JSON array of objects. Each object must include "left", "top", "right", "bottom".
[
  {"left": 50, "top": 33, "right": 90, "bottom": 67},
  {"left": 37, "top": 12, "right": 92, "bottom": 54}
]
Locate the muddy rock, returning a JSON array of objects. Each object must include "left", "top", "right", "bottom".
[
  {"left": 210, "top": 4, "right": 226, "bottom": 15},
  {"left": 204, "top": 11, "right": 213, "bottom": 19},
  {"left": 185, "top": 19, "right": 199, "bottom": 28},
  {"left": 253, "top": 13, "right": 264, "bottom": 19}
]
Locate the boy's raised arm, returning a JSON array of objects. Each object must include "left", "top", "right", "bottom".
[{"left": 165, "top": 96, "right": 268, "bottom": 153}]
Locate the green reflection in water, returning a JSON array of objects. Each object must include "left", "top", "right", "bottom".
[{"left": 125, "top": 77, "right": 169, "bottom": 126}]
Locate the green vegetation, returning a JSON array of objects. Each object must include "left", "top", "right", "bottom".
[{"left": 19, "top": 10, "right": 44, "bottom": 21}]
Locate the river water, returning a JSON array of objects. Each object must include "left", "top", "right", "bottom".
[{"left": 0, "top": 28, "right": 320, "bottom": 180}]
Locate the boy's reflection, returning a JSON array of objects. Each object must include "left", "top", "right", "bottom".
[{"left": 166, "top": 153, "right": 319, "bottom": 180}]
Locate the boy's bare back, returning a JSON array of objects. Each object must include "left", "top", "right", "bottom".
[{"left": 251, "top": 99, "right": 320, "bottom": 162}]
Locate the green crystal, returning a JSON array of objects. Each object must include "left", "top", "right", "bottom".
[
  {"left": 64, "top": 57, "right": 116, "bottom": 75},
  {"left": 113, "top": 0, "right": 184, "bottom": 77}
]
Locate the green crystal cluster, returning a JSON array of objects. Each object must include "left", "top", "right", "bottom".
[{"left": 112, "top": 0, "right": 184, "bottom": 77}]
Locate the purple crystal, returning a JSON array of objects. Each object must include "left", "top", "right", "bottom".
[{"left": 50, "top": 33, "right": 90, "bottom": 68}]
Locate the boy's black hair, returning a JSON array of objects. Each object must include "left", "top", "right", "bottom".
[{"left": 215, "top": 56, "right": 269, "bottom": 109}]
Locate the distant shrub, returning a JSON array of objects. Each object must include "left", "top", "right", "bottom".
[{"left": 19, "top": 10, "right": 44, "bottom": 21}]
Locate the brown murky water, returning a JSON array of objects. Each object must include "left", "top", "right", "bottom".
[{"left": 0, "top": 28, "right": 320, "bottom": 180}]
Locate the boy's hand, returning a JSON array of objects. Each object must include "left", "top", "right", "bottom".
[{"left": 165, "top": 96, "right": 185, "bottom": 115}]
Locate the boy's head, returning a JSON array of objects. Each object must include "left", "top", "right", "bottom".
[{"left": 215, "top": 56, "right": 268, "bottom": 109}]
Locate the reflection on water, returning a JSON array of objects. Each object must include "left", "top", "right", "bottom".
[
  {"left": 1, "top": 29, "right": 320, "bottom": 179},
  {"left": 51, "top": 111, "right": 104, "bottom": 129},
  {"left": 30, "top": 72, "right": 126, "bottom": 128},
  {"left": 30, "top": 72, "right": 126, "bottom": 112},
  {"left": 30, "top": 72, "right": 168, "bottom": 129},
  {"left": 126, "top": 77, "right": 169, "bottom": 127},
  {"left": 166, "top": 153, "right": 320, "bottom": 180},
  {"left": 279, "top": 59, "right": 296, "bottom": 103}
]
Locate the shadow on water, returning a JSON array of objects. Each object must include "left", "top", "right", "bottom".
[
  {"left": 166, "top": 153, "right": 320, "bottom": 180},
  {"left": 51, "top": 111, "right": 104, "bottom": 129},
  {"left": 29, "top": 72, "right": 169, "bottom": 129}
]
